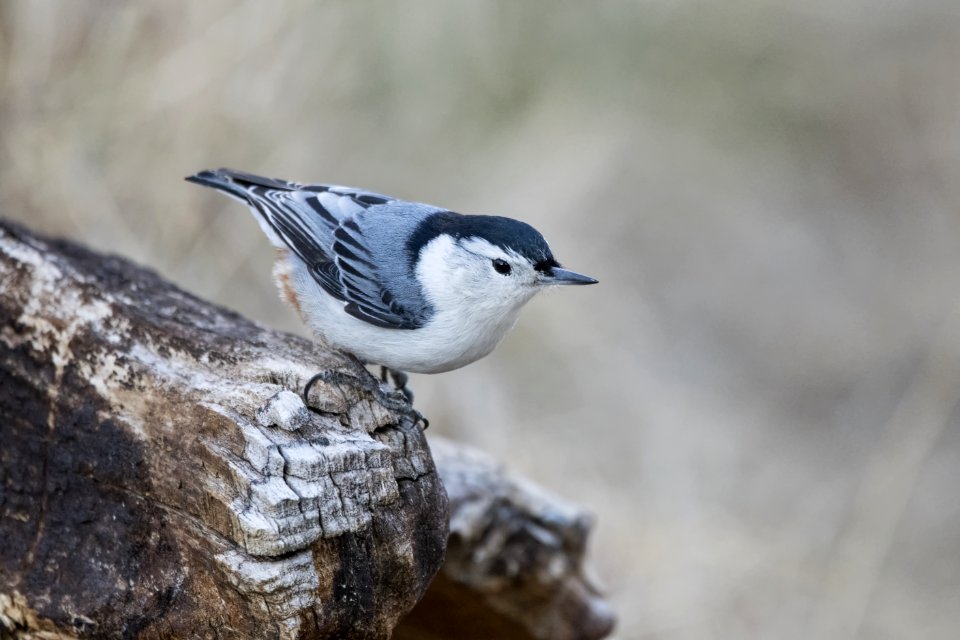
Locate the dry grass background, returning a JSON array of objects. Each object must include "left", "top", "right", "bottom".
[{"left": 3, "top": 2, "right": 960, "bottom": 638}]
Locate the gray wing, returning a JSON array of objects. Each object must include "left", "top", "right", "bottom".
[
  {"left": 263, "top": 186, "right": 433, "bottom": 330},
  {"left": 192, "top": 169, "right": 431, "bottom": 329}
]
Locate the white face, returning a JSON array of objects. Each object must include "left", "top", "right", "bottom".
[{"left": 416, "top": 235, "right": 543, "bottom": 315}]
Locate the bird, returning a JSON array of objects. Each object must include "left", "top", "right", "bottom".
[{"left": 186, "top": 168, "right": 597, "bottom": 418}]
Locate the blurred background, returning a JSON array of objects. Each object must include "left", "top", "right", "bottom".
[{"left": 2, "top": 2, "right": 959, "bottom": 638}]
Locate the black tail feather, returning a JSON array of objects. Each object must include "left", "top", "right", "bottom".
[{"left": 186, "top": 169, "right": 300, "bottom": 198}]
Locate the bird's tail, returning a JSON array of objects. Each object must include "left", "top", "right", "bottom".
[
  {"left": 186, "top": 168, "right": 301, "bottom": 248},
  {"left": 185, "top": 168, "right": 298, "bottom": 202}
]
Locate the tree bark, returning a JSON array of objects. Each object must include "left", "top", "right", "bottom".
[{"left": 0, "top": 219, "right": 614, "bottom": 639}]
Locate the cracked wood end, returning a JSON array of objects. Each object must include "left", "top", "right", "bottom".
[{"left": 0, "top": 220, "right": 448, "bottom": 639}]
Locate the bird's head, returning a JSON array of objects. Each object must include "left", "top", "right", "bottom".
[{"left": 410, "top": 213, "right": 597, "bottom": 314}]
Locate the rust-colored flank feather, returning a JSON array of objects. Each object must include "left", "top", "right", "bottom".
[{"left": 272, "top": 248, "right": 304, "bottom": 320}]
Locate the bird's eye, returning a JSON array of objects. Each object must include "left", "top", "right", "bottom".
[{"left": 492, "top": 259, "right": 512, "bottom": 275}]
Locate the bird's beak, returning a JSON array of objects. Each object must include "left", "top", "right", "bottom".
[{"left": 542, "top": 267, "right": 599, "bottom": 286}]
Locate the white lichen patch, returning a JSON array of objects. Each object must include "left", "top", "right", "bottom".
[
  {"left": 256, "top": 390, "right": 309, "bottom": 431},
  {"left": 215, "top": 548, "right": 319, "bottom": 636},
  {"left": 0, "top": 232, "right": 64, "bottom": 275},
  {"left": 79, "top": 352, "right": 128, "bottom": 398},
  {"left": 128, "top": 342, "right": 222, "bottom": 391},
  {"left": 1, "top": 231, "right": 113, "bottom": 354}
]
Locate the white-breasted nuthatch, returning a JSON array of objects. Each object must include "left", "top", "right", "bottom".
[{"left": 187, "top": 168, "right": 596, "bottom": 409}]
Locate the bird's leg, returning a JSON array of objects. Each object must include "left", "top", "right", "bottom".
[
  {"left": 377, "top": 366, "right": 415, "bottom": 403},
  {"left": 302, "top": 367, "right": 428, "bottom": 429},
  {"left": 387, "top": 368, "right": 414, "bottom": 403}
]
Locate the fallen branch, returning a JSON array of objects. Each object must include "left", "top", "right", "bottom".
[{"left": 395, "top": 439, "right": 616, "bottom": 640}]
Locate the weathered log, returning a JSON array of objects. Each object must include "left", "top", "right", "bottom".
[
  {"left": 395, "top": 440, "right": 616, "bottom": 640},
  {"left": 0, "top": 220, "right": 447, "bottom": 639},
  {"left": 0, "top": 219, "right": 615, "bottom": 640}
]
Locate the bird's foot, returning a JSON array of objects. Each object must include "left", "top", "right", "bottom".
[
  {"left": 304, "top": 369, "right": 428, "bottom": 429},
  {"left": 379, "top": 366, "right": 414, "bottom": 403}
]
